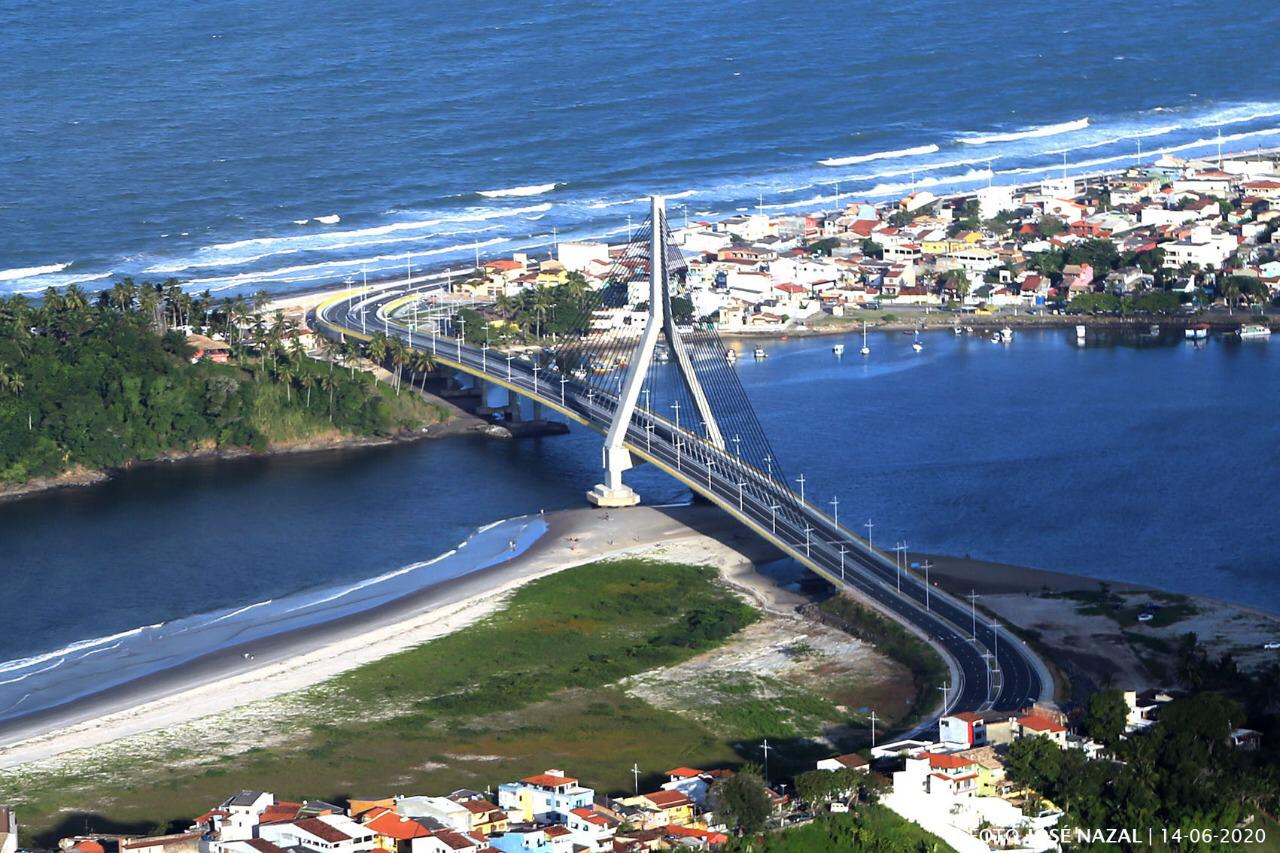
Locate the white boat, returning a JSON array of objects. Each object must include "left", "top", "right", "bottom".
[
  {"left": 832, "top": 343, "right": 845, "bottom": 356},
  {"left": 860, "top": 322, "right": 871, "bottom": 356},
  {"left": 726, "top": 348, "right": 738, "bottom": 363},
  {"left": 753, "top": 346, "right": 767, "bottom": 359},
  {"left": 1239, "top": 323, "right": 1271, "bottom": 339},
  {"left": 912, "top": 330, "right": 923, "bottom": 353},
  {"left": 1000, "top": 327, "right": 1014, "bottom": 343},
  {"left": 953, "top": 324, "right": 963, "bottom": 336},
  {"left": 1185, "top": 324, "right": 1209, "bottom": 340},
  {"left": 1075, "top": 324, "right": 1087, "bottom": 341}
]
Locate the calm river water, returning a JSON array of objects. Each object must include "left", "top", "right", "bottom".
[{"left": 2, "top": 327, "right": 1277, "bottom": 674}]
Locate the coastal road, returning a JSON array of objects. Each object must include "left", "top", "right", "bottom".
[{"left": 314, "top": 286, "right": 1052, "bottom": 718}]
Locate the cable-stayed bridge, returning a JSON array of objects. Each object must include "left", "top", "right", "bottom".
[{"left": 315, "top": 197, "right": 1051, "bottom": 718}]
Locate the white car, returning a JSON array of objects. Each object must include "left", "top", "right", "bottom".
[
  {"left": 1264, "top": 641, "right": 1280, "bottom": 650},
  {"left": 1137, "top": 612, "right": 1155, "bottom": 623}
]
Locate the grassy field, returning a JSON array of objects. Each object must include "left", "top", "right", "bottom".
[{"left": 2, "top": 559, "right": 759, "bottom": 845}]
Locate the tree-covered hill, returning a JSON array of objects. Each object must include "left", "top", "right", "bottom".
[{"left": 0, "top": 281, "right": 445, "bottom": 487}]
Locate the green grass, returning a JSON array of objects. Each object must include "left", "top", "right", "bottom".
[
  {"left": 1054, "top": 585, "right": 1197, "bottom": 628},
  {"left": 0, "top": 558, "right": 757, "bottom": 846},
  {"left": 694, "top": 673, "right": 846, "bottom": 741}
]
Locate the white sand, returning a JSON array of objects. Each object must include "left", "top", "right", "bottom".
[{"left": 0, "top": 506, "right": 765, "bottom": 771}]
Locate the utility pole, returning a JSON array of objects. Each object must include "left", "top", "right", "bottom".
[
  {"left": 769, "top": 502, "right": 781, "bottom": 534},
  {"left": 631, "top": 763, "right": 641, "bottom": 794},
  {"left": 939, "top": 681, "right": 952, "bottom": 712},
  {"left": 982, "top": 652, "right": 994, "bottom": 704},
  {"left": 796, "top": 473, "right": 806, "bottom": 503},
  {"left": 864, "top": 519, "right": 874, "bottom": 555},
  {"left": 803, "top": 524, "right": 813, "bottom": 557},
  {"left": 760, "top": 739, "right": 771, "bottom": 781},
  {"left": 868, "top": 709, "right": 878, "bottom": 748},
  {"left": 967, "top": 590, "right": 979, "bottom": 641},
  {"left": 838, "top": 545, "right": 848, "bottom": 582},
  {"left": 829, "top": 495, "right": 839, "bottom": 527}
]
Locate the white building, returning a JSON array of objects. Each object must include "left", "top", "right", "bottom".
[
  {"left": 218, "top": 791, "right": 274, "bottom": 842},
  {"left": 258, "top": 817, "right": 375, "bottom": 853},
  {"left": 557, "top": 241, "right": 610, "bottom": 273},
  {"left": 396, "top": 796, "right": 473, "bottom": 832},
  {"left": 1162, "top": 225, "right": 1236, "bottom": 269},
  {"left": 498, "top": 770, "right": 594, "bottom": 824},
  {"left": 977, "top": 184, "right": 1017, "bottom": 219}
]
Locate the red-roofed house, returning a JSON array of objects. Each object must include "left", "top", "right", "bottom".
[
  {"left": 895, "top": 753, "right": 980, "bottom": 798},
  {"left": 622, "top": 790, "right": 695, "bottom": 828},
  {"left": 663, "top": 825, "right": 729, "bottom": 848},
  {"left": 815, "top": 753, "right": 869, "bottom": 772},
  {"left": 1015, "top": 715, "right": 1068, "bottom": 746},
  {"left": 566, "top": 807, "right": 618, "bottom": 851},
  {"left": 498, "top": 770, "right": 593, "bottom": 823},
  {"left": 940, "top": 711, "right": 988, "bottom": 748},
  {"left": 259, "top": 816, "right": 375, "bottom": 853}
]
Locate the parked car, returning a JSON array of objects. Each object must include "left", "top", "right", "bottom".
[{"left": 1264, "top": 641, "right": 1280, "bottom": 650}]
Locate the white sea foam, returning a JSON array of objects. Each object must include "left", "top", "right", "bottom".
[
  {"left": 292, "top": 219, "right": 309, "bottom": 225},
  {"left": 0, "top": 623, "right": 160, "bottom": 676},
  {"left": 1043, "top": 124, "right": 1181, "bottom": 155},
  {"left": 958, "top": 117, "right": 1090, "bottom": 145},
  {"left": 204, "top": 203, "right": 550, "bottom": 254},
  {"left": 0, "top": 657, "right": 66, "bottom": 687},
  {"left": 819, "top": 143, "right": 939, "bottom": 167},
  {"left": 1191, "top": 103, "right": 1280, "bottom": 128},
  {"left": 314, "top": 214, "right": 341, "bottom": 225},
  {"left": 207, "top": 599, "right": 276, "bottom": 626},
  {"left": 478, "top": 182, "right": 559, "bottom": 198},
  {"left": 186, "top": 236, "right": 512, "bottom": 291},
  {"left": 0, "top": 262, "right": 71, "bottom": 282},
  {"left": 863, "top": 168, "right": 995, "bottom": 198}
]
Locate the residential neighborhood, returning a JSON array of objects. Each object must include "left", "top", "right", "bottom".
[
  {"left": 450, "top": 151, "right": 1280, "bottom": 335},
  {"left": 8, "top": 683, "right": 1264, "bottom": 853}
]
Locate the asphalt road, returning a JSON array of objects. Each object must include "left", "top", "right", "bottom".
[{"left": 315, "top": 287, "right": 1050, "bottom": 716}]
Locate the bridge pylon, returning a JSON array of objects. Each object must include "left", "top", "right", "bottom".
[{"left": 588, "top": 195, "right": 724, "bottom": 507}]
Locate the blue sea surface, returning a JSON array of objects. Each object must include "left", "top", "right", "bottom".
[{"left": 2, "top": 0, "right": 1279, "bottom": 295}]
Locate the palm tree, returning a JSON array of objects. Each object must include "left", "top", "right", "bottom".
[
  {"left": 411, "top": 350, "right": 435, "bottom": 391},
  {"left": 320, "top": 372, "right": 338, "bottom": 422},
  {"left": 0, "top": 363, "right": 24, "bottom": 397},
  {"left": 275, "top": 361, "right": 297, "bottom": 402},
  {"left": 389, "top": 337, "right": 408, "bottom": 394},
  {"left": 367, "top": 331, "right": 390, "bottom": 366},
  {"left": 299, "top": 371, "right": 316, "bottom": 408}
]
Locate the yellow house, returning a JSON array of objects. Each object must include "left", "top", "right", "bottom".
[
  {"left": 456, "top": 798, "right": 509, "bottom": 835},
  {"left": 954, "top": 746, "right": 1011, "bottom": 797},
  {"left": 623, "top": 790, "right": 696, "bottom": 828}
]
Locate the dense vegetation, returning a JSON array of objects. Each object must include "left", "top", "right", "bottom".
[
  {"left": 1008, "top": 691, "right": 1280, "bottom": 851},
  {"left": 816, "top": 594, "right": 949, "bottom": 729},
  {"left": 0, "top": 281, "right": 443, "bottom": 486},
  {"left": 724, "top": 807, "right": 951, "bottom": 852}
]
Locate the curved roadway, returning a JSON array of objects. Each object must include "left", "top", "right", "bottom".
[{"left": 314, "top": 285, "right": 1053, "bottom": 718}]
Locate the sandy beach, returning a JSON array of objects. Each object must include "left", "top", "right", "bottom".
[{"left": 0, "top": 504, "right": 778, "bottom": 771}]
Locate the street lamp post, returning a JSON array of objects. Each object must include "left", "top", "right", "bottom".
[
  {"left": 737, "top": 480, "right": 746, "bottom": 510},
  {"left": 506, "top": 354, "right": 514, "bottom": 381},
  {"left": 864, "top": 519, "right": 874, "bottom": 555},
  {"left": 829, "top": 495, "right": 839, "bottom": 527},
  {"left": 704, "top": 458, "right": 714, "bottom": 488},
  {"left": 868, "top": 709, "right": 878, "bottom": 748},
  {"left": 732, "top": 433, "right": 741, "bottom": 458},
  {"left": 769, "top": 502, "right": 781, "bottom": 533},
  {"left": 796, "top": 474, "right": 806, "bottom": 503},
  {"left": 922, "top": 560, "right": 933, "bottom": 610},
  {"left": 838, "top": 545, "right": 848, "bottom": 582},
  {"left": 559, "top": 376, "right": 568, "bottom": 405},
  {"left": 803, "top": 524, "right": 813, "bottom": 557},
  {"left": 531, "top": 364, "right": 541, "bottom": 394},
  {"left": 967, "top": 590, "right": 979, "bottom": 641}
]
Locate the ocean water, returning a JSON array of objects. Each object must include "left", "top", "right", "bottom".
[{"left": 3, "top": 0, "right": 1280, "bottom": 296}]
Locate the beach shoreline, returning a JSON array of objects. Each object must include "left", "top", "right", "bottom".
[{"left": 0, "top": 504, "right": 773, "bottom": 771}]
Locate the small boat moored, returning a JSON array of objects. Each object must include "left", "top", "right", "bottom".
[
  {"left": 1075, "top": 324, "right": 1087, "bottom": 341},
  {"left": 832, "top": 343, "right": 845, "bottom": 356},
  {"left": 912, "top": 329, "right": 923, "bottom": 352},
  {"left": 1185, "top": 324, "right": 1209, "bottom": 340},
  {"left": 1238, "top": 323, "right": 1272, "bottom": 339},
  {"left": 726, "top": 348, "right": 738, "bottom": 363},
  {"left": 753, "top": 346, "right": 767, "bottom": 359},
  {"left": 860, "top": 322, "right": 871, "bottom": 356}
]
